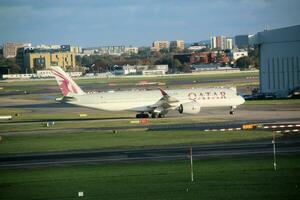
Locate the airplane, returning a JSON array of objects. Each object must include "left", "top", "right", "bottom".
[{"left": 51, "top": 66, "right": 245, "bottom": 118}]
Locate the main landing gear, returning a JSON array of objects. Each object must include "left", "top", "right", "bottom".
[
  {"left": 136, "top": 113, "right": 149, "bottom": 118},
  {"left": 136, "top": 113, "right": 165, "bottom": 118}
]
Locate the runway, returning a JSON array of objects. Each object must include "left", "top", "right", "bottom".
[
  {"left": 1, "top": 117, "right": 299, "bottom": 136},
  {"left": 1, "top": 135, "right": 300, "bottom": 168}
]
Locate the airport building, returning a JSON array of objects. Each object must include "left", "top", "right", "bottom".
[{"left": 250, "top": 25, "right": 300, "bottom": 96}]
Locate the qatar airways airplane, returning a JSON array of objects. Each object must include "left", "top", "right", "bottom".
[{"left": 51, "top": 66, "right": 245, "bottom": 118}]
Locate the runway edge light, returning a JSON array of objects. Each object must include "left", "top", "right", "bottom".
[{"left": 78, "top": 191, "right": 84, "bottom": 197}]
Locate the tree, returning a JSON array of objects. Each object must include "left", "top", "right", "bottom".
[
  {"left": 248, "top": 47, "right": 259, "bottom": 69},
  {"left": 172, "top": 59, "right": 183, "bottom": 72},
  {"left": 220, "top": 62, "right": 226, "bottom": 67},
  {"left": 0, "top": 57, "right": 21, "bottom": 74},
  {"left": 159, "top": 48, "right": 169, "bottom": 54},
  {"left": 216, "top": 51, "right": 223, "bottom": 63},
  {"left": 236, "top": 56, "right": 250, "bottom": 68}
]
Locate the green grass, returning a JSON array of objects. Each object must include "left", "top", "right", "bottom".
[
  {"left": 0, "top": 130, "right": 276, "bottom": 154},
  {"left": 245, "top": 99, "right": 300, "bottom": 105},
  {"left": 0, "top": 155, "right": 299, "bottom": 200}
]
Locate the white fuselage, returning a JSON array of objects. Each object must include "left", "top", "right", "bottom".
[{"left": 66, "top": 88, "right": 245, "bottom": 112}]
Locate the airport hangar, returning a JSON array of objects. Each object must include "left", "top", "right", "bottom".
[{"left": 250, "top": 25, "right": 300, "bottom": 97}]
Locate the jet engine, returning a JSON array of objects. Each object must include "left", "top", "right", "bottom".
[{"left": 178, "top": 102, "right": 201, "bottom": 114}]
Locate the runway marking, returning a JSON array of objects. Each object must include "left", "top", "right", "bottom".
[
  {"left": 202, "top": 127, "right": 242, "bottom": 132},
  {"left": 264, "top": 124, "right": 300, "bottom": 129},
  {"left": 274, "top": 129, "right": 300, "bottom": 134}
]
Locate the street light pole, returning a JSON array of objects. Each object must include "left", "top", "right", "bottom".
[
  {"left": 272, "top": 132, "right": 277, "bottom": 171},
  {"left": 190, "top": 147, "right": 194, "bottom": 182}
]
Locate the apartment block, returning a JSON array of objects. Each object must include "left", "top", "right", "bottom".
[
  {"left": 210, "top": 36, "right": 233, "bottom": 50},
  {"left": 152, "top": 41, "right": 170, "bottom": 51},
  {"left": 170, "top": 40, "right": 185, "bottom": 50}
]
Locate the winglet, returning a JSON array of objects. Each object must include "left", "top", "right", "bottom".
[{"left": 159, "top": 88, "right": 168, "bottom": 96}]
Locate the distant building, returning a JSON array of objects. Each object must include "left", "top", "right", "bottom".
[
  {"left": 36, "top": 44, "right": 61, "bottom": 50},
  {"left": 173, "top": 53, "right": 192, "bottom": 64},
  {"left": 235, "top": 35, "right": 251, "bottom": 49},
  {"left": 3, "top": 42, "right": 31, "bottom": 58},
  {"left": 22, "top": 50, "right": 76, "bottom": 72},
  {"left": 250, "top": 25, "right": 300, "bottom": 96},
  {"left": 152, "top": 41, "right": 170, "bottom": 51},
  {"left": 99, "top": 46, "right": 125, "bottom": 55},
  {"left": 114, "top": 64, "right": 168, "bottom": 75},
  {"left": 232, "top": 50, "right": 248, "bottom": 60},
  {"left": 170, "top": 40, "right": 185, "bottom": 51},
  {"left": 82, "top": 49, "right": 95, "bottom": 55},
  {"left": 226, "top": 38, "right": 233, "bottom": 50},
  {"left": 155, "top": 65, "right": 169, "bottom": 73},
  {"left": 142, "top": 69, "right": 166, "bottom": 76},
  {"left": 210, "top": 36, "right": 233, "bottom": 50},
  {"left": 188, "top": 43, "right": 207, "bottom": 51},
  {"left": 174, "top": 52, "right": 229, "bottom": 65},
  {"left": 124, "top": 47, "right": 138, "bottom": 54},
  {"left": 190, "top": 53, "right": 210, "bottom": 64},
  {"left": 16, "top": 47, "right": 35, "bottom": 72}
]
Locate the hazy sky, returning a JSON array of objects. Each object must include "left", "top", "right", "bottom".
[{"left": 0, "top": 0, "right": 300, "bottom": 47}]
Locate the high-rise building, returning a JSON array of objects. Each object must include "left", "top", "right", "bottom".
[
  {"left": 235, "top": 35, "right": 250, "bottom": 49},
  {"left": 3, "top": 42, "right": 31, "bottom": 58},
  {"left": 152, "top": 41, "right": 170, "bottom": 51},
  {"left": 170, "top": 40, "right": 185, "bottom": 50},
  {"left": 226, "top": 38, "right": 233, "bottom": 50},
  {"left": 210, "top": 36, "right": 233, "bottom": 50}
]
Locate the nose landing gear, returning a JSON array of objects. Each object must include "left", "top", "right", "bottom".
[{"left": 229, "top": 106, "right": 236, "bottom": 115}]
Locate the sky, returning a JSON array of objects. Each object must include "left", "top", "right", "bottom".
[{"left": 0, "top": 0, "right": 300, "bottom": 47}]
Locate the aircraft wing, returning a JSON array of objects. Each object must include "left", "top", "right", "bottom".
[{"left": 149, "top": 88, "right": 180, "bottom": 111}]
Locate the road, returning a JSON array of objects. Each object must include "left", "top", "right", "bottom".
[{"left": 1, "top": 135, "right": 300, "bottom": 168}]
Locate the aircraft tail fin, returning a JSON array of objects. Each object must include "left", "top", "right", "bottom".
[{"left": 51, "top": 66, "right": 85, "bottom": 97}]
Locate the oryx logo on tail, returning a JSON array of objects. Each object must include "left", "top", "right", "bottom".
[{"left": 51, "top": 66, "right": 85, "bottom": 97}]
